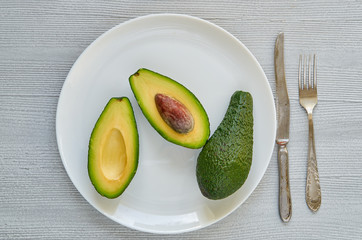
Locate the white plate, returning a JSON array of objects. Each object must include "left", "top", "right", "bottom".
[{"left": 56, "top": 14, "right": 276, "bottom": 234}]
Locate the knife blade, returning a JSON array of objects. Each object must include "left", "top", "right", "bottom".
[{"left": 274, "top": 32, "right": 292, "bottom": 223}]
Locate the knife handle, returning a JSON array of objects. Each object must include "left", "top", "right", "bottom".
[{"left": 278, "top": 144, "right": 292, "bottom": 222}]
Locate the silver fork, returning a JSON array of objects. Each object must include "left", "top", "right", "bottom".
[{"left": 298, "top": 54, "right": 321, "bottom": 212}]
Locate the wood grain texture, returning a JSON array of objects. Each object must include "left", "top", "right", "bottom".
[{"left": 1, "top": 0, "right": 362, "bottom": 239}]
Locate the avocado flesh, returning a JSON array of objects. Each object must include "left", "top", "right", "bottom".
[
  {"left": 88, "top": 97, "right": 139, "bottom": 199},
  {"left": 129, "top": 68, "right": 210, "bottom": 149},
  {"left": 196, "top": 91, "right": 253, "bottom": 200}
]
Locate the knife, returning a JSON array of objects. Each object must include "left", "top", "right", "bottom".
[{"left": 274, "top": 32, "right": 292, "bottom": 222}]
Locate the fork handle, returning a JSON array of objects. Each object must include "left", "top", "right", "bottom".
[
  {"left": 278, "top": 144, "right": 292, "bottom": 222},
  {"left": 306, "top": 113, "right": 321, "bottom": 212}
]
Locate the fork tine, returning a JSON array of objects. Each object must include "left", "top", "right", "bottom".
[
  {"left": 313, "top": 54, "right": 317, "bottom": 89},
  {"left": 303, "top": 55, "right": 307, "bottom": 89},
  {"left": 308, "top": 55, "right": 312, "bottom": 89},
  {"left": 299, "top": 55, "right": 302, "bottom": 90}
]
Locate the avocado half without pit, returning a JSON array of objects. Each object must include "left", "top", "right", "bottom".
[
  {"left": 88, "top": 97, "right": 139, "bottom": 199},
  {"left": 129, "top": 68, "right": 210, "bottom": 149}
]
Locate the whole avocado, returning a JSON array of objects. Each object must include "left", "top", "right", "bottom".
[{"left": 196, "top": 91, "right": 253, "bottom": 200}]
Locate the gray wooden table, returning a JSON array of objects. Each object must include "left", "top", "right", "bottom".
[{"left": 1, "top": 1, "right": 361, "bottom": 239}]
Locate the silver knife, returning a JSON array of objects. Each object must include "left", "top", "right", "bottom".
[{"left": 274, "top": 32, "right": 292, "bottom": 222}]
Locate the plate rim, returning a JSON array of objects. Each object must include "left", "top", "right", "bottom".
[{"left": 56, "top": 13, "right": 276, "bottom": 234}]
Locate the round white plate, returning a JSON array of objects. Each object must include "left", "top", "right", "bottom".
[{"left": 56, "top": 14, "right": 276, "bottom": 234}]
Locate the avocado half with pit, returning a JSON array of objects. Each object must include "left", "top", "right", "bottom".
[
  {"left": 129, "top": 68, "right": 210, "bottom": 149},
  {"left": 88, "top": 97, "right": 138, "bottom": 199}
]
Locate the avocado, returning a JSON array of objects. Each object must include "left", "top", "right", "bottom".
[
  {"left": 196, "top": 91, "right": 253, "bottom": 200},
  {"left": 129, "top": 68, "right": 210, "bottom": 149},
  {"left": 88, "top": 97, "right": 139, "bottom": 199}
]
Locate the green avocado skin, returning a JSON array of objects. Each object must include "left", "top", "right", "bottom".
[{"left": 196, "top": 91, "right": 253, "bottom": 200}]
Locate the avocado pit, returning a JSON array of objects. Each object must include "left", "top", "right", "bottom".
[{"left": 155, "top": 93, "right": 194, "bottom": 134}]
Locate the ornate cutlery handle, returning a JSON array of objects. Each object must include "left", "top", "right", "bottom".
[
  {"left": 278, "top": 144, "right": 292, "bottom": 222},
  {"left": 306, "top": 113, "right": 321, "bottom": 211}
]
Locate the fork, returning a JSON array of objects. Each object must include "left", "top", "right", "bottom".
[{"left": 298, "top": 54, "right": 321, "bottom": 212}]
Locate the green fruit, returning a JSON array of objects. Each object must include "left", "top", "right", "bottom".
[
  {"left": 196, "top": 91, "right": 253, "bottom": 200},
  {"left": 129, "top": 68, "right": 210, "bottom": 149},
  {"left": 88, "top": 97, "right": 139, "bottom": 199}
]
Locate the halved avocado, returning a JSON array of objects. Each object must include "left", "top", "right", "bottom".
[
  {"left": 88, "top": 97, "right": 138, "bottom": 199},
  {"left": 129, "top": 68, "right": 210, "bottom": 149}
]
